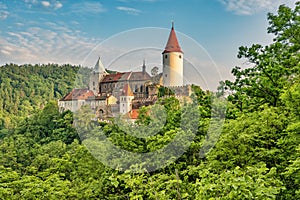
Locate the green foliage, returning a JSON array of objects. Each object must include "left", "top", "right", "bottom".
[
  {"left": 221, "top": 2, "right": 300, "bottom": 112},
  {"left": 0, "top": 63, "right": 91, "bottom": 128},
  {"left": 0, "top": 2, "right": 299, "bottom": 199},
  {"left": 192, "top": 164, "right": 284, "bottom": 199},
  {"left": 158, "top": 86, "right": 175, "bottom": 97}
]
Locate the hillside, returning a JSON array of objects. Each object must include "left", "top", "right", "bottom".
[{"left": 0, "top": 63, "right": 91, "bottom": 128}]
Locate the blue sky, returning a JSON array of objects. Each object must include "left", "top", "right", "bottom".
[{"left": 0, "top": 0, "right": 297, "bottom": 89}]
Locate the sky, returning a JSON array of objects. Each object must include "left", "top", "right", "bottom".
[{"left": 0, "top": 0, "right": 297, "bottom": 90}]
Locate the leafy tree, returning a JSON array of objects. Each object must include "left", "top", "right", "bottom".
[{"left": 221, "top": 2, "right": 300, "bottom": 111}]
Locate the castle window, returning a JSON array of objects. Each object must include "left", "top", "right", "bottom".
[
  {"left": 179, "top": 55, "right": 182, "bottom": 59},
  {"left": 93, "top": 81, "right": 95, "bottom": 86},
  {"left": 165, "top": 55, "right": 168, "bottom": 59},
  {"left": 165, "top": 74, "right": 167, "bottom": 77}
]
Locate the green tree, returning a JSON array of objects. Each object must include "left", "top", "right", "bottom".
[{"left": 222, "top": 2, "right": 300, "bottom": 111}]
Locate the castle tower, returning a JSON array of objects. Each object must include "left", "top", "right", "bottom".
[
  {"left": 162, "top": 22, "right": 184, "bottom": 87},
  {"left": 120, "top": 84, "right": 134, "bottom": 114},
  {"left": 89, "top": 57, "right": 108, "bottom": 95},
  {"left": 142, "top": 59, "right": 146, "bottom": 74}
]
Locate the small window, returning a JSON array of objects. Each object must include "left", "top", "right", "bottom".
[
  {"left": 165, "top": 74, "right": 167, "bottom": 77},
  {"left": 93, "top": 81, "right": 95, "bottom": 86},
  {"left": 179, "top": 55, "right": 182, "bottom": 59},
  {"left": 165, "top": 55, "right": 168, "bottom": 59}
]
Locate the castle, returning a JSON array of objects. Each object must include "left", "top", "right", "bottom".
[{"left": 58, "top": 24, "right": 191, "bottom": 119}]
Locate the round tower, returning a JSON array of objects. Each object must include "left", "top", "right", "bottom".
[{"left": 162, "top": 23, "right": 183, "bottom": 87}]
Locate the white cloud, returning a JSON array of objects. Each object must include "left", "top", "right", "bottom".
[
  {"left": 71, "top": 2, "right": 106, "bottom": 14},
  {"left": 41, "top": 1, "right": 50, "bottom": 7},
  {"left": 15, "top": 22, "right": 25, "bottom": 26},
  {"left": 219, "top": 0, "right": 297, "bottom": 15},
  {"left": 0, "top": 10, "right": 9, "bottom": 20},
  {"left": 24, "top": 0, "right": 38, "bottom": 4},
  {"left": 24, "top": 0, "right": 63, "bottom": 10},
  {"left": 0, "top": 2, "right": 9, "bottom": 20},
  {"left": 1, "top": 49, "right": 11, "bottom": 56},
  {"left": 54, "top": 2, "right": 63, "bottom": 9},
  {"left": 0, "top": 23, "right": 101, "bottom": 65},
  {"left": 116, "top": 6, "right": 141, "bottom": 15}
]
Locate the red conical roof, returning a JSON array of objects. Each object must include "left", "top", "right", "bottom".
[
  {"left": 121, "top": 84, "right": 134, "bottom": 96},
  {"left": 163, "top": 24, "right": 183, "bottom": 54}
]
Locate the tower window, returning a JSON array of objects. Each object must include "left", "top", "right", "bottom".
[
  {"left": 93, "top": 81, "right": 95, "bottom": 86},
  {"left": 165, "top": 55, "right": 168, "bottom": 59},
  {"left": 179, "top": 55, "right": 182, "bottom": 59}
]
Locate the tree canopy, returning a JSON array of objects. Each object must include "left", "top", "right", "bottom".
[{"left": 1, "top": 2, "right": 300, "bottom": 199}]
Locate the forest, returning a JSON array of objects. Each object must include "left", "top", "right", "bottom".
[{"left": 0, "top": 2, "right": 299, "bottom": 199}]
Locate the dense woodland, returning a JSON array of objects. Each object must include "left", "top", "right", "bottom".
[{"left": 0, "top": 2, "right": 299, "bottom": 199}]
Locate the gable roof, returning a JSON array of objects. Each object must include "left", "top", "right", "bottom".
[
  {"left": 101, "top": 72, "right": 126, "bottom": 83},
  {"left": 60, "top": 88, "right": 95, "bottom": 101},
  {"left": 129, "top": 71, "right": 151, "bottom": 81},
  {"left": 101, "top": 71, "right": 151, "bottom": 83}
]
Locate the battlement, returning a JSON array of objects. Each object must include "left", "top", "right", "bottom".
[{"left": 166, "top": 85, "right": 192, "bottom": 97}]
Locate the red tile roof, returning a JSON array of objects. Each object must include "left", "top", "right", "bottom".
[
  {"left": 101, "top": 71, "right": 151, "bottom": 83},
  {"left": 101, "top": 72, "right": 126, "bottom": 82},
  {"left": 163, "top": 26, "right": 183, "bottom": 54},
  {"left": 121, "top": 84, "right": 134, "bottom": 96},
  {"left": 129, "top": 109, "right": 139, "bottom": 119},
  {"left": 60, "top": 88, "right": 95, "bottom": 101}
]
